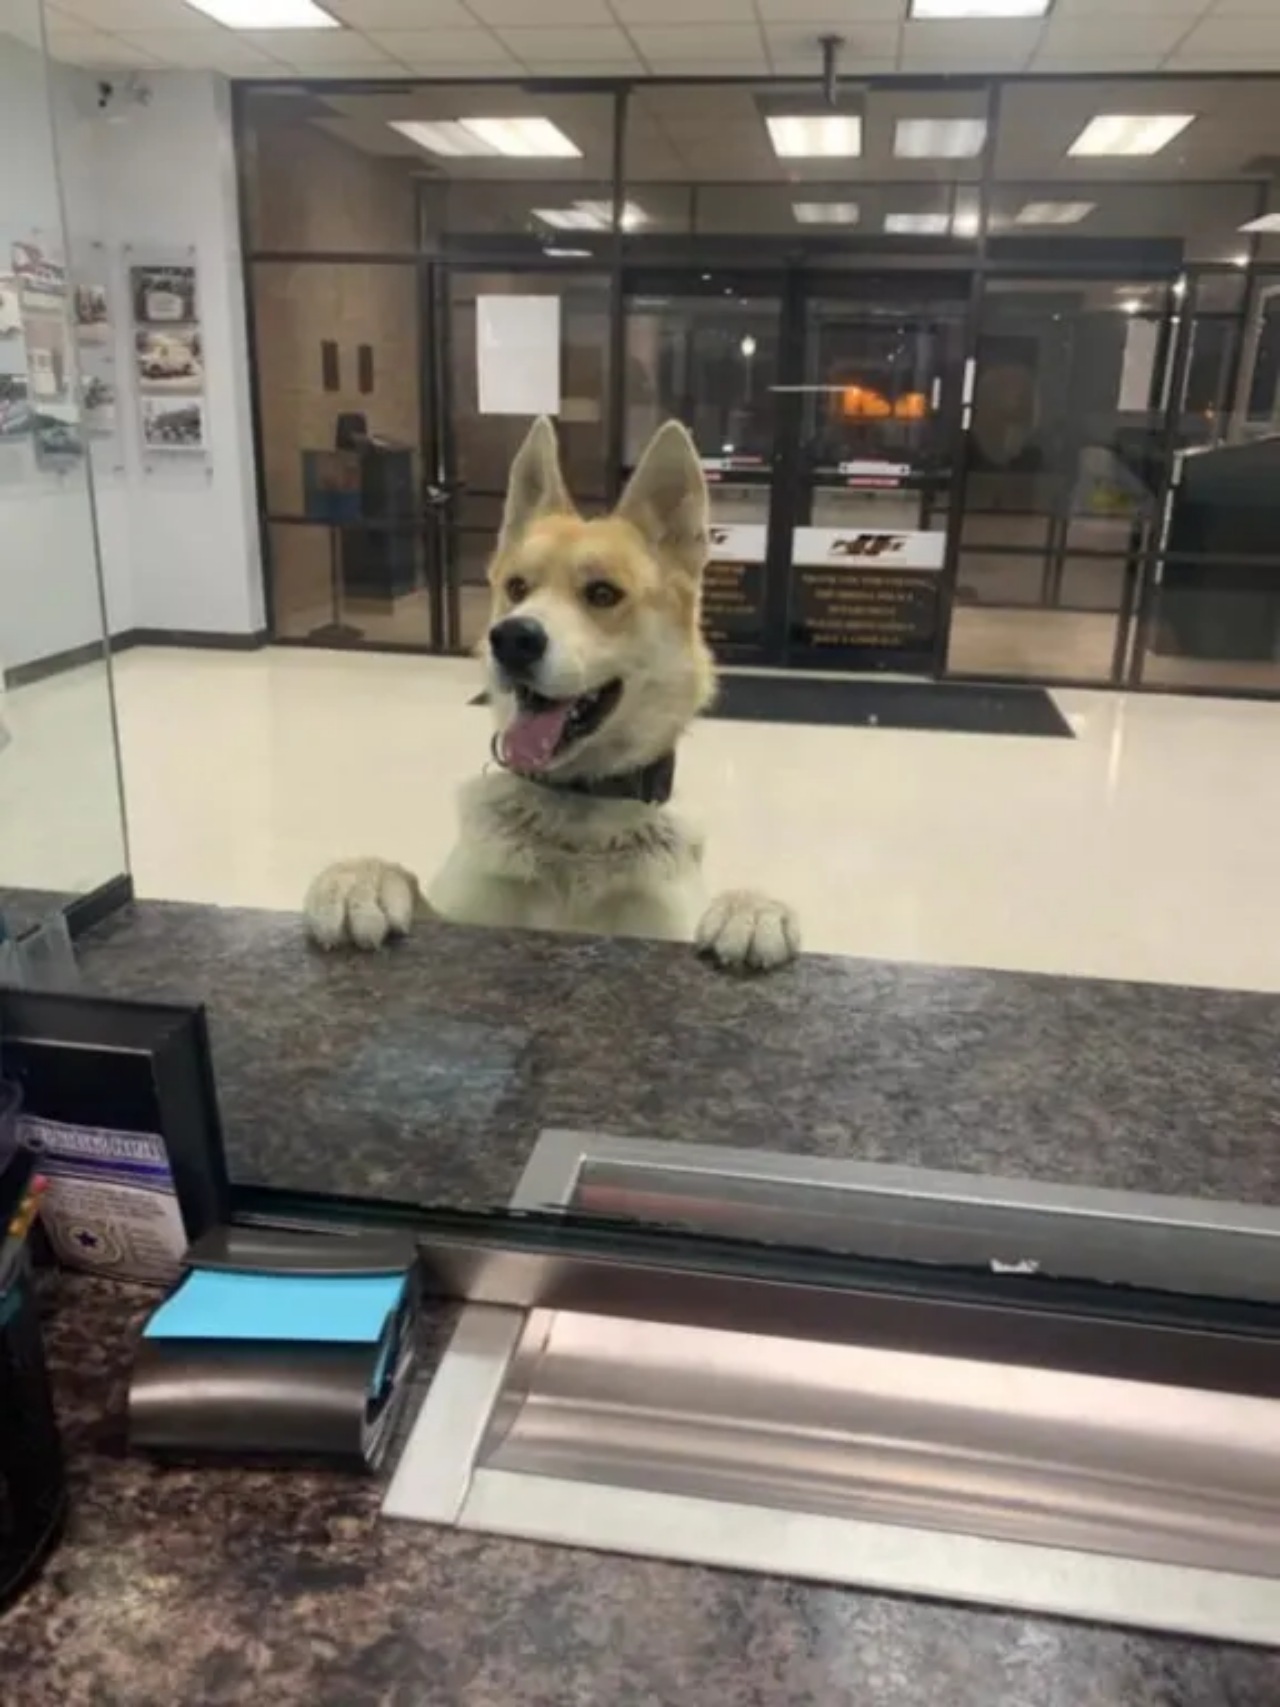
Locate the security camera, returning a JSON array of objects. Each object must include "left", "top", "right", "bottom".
[{"left": 95, "top": 75, "right": 152, "bottom": 120}]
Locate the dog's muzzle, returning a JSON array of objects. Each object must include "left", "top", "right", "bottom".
[{"left": 489, "top": 616, "right": 547, "bottom": 680}]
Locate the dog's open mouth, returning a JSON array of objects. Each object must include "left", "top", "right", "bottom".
[{"left": 499, "top": 679, "right": 623, "bottom": 774}]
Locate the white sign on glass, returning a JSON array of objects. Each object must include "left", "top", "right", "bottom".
[{"left": 477, "top": 295, "right": 561, "bottom": 417}]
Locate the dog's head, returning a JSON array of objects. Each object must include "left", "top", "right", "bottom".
[{"left": 485, "top": 418, "right": 715, "bottom": 782}]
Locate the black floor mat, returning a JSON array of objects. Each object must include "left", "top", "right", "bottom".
[
  {"left": 473, "top": 678, "right": 1072, "bottom": 738},
  {"left": 704, "top": 675, "right": 1073, "bottom": 737}
]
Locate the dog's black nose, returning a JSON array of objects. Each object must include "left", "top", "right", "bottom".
[{"left": 489, "top": 616, "right": 547, "bottom": 676}]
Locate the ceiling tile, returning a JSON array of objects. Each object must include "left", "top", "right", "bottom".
[
  {"left": 326, "top": 0, "right": 475, "bottom": 22},
  {"left": 642, "top": 56, "right": 767, "bottom": 73},
  {"left": 367, "top": 27, "right": 515, "bottom": 62},
  {"left": 1050, "top": 0, "right": 1205, "bottom": 12},
  {"left": 46, "top": 0, "right": 211, "bottom": 28},
  {"left": 1176, "top": 14, "right": 1280, "bottom": 51},
  {"left": 610, "top": 0, "right": 757, "bottom": 17},
  {"left": 48, "top": 28, "right": 161, "bottom": 64},
  {"left": 900, "top": 18, "right": 1041, "bottom": 69},
  {"left": 494, "top": 23, "right": 635, "bottom": 62},
  {"left": 120, "top": 27, "right": 283, "bottom": 66},
  {"left": 765, "top": 23, "right": 901, "bottom": 68},
  {"left": 43, "top": 4, "right": 97, "bottom": 35},
  {"left": 627, "top": 24, "right": 765, "bottom": 62},
  {"left": 1036, "top": 13, "right": 1195, "bottom": 56},
  {"left": 241, "top": 27, "right": 394, "bottom": 61},
  {"left": 469, "top": 0, "right": 614, "bottom": 22},
  {"left": 756, "top": 0, "right": 903, "bottom": 17},
  {"left": 1030, "top": 51, "right": 1169, "bottom": 70}
]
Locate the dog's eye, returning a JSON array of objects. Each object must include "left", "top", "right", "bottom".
[
  {"left": 583, "top": 580, "right": 623, "bottom": 609},
  {"left": 504, "top": 576, "right": 530, "bottom": 604}
]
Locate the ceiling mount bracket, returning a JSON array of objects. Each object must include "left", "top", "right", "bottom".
[{"left": 818, "top": 34, "right": 844, "bottom": 109}]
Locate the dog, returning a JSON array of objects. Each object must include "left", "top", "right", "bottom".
[{"left": 304, "top": 417, "right": 799, "bottom": 974}]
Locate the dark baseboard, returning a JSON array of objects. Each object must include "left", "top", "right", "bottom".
[
  {"left": 6, "top": 638, "right": 111, "bottom": 688},
  {"left": 63, "top": 873, "right": 134, "bottom": 939},
  {"left": 5, "top": 628, "right": 269, "bottom": 688},
  {"left": 124, "top": 627, "right": 270, "bottom": 653}
]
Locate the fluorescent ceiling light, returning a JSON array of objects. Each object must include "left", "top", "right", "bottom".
[
  {"left": 1068, "top": 114, "right": 1195, "bottom": 159},
  {"left": 894, "top": 118, "right": 987, "bottom": 160},
  {"left": 951, "top": 207, "right": 981, "bottom": 238},
  {"left": 792, "top": 202, "right": 860, "bottom": 225},
  {"left": 1015, "top": 200, "right": 1097, "bottom": 226},
  {"left": 1240, "top": 214, "right": 1280, "bottom": 234},
  {"left": 182, "top": 0, "right": 339, "bottom": 23},
  {"left": 543, "top": 247, "right": 593, "bottom": 258},
  {"left": 460, "top": 117, "right": 581, "bottom": 159},
  {"left": 886, "top": 213, "right": 951, "bottom": 235},
  {"left": 910, "top": 0, "right": 1050, "bottom": 14},
  {"left": 766, "top": 114, "right": 862, "bottom": 159},
  {"left": 389, "top": 116, "right": 580, "bottom": 159},
  {"left": 533, "top": 200, "right": 646, "bottom": 232}
]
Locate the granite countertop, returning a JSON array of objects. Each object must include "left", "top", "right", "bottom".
[
  {"left": 73, "top": 900, "right": 1280, "bottom": 1212},
  {"left": 4, "top": 898, "right": 1280, "bottom": 1703},
  {"left": 7, "top": 1271, "right": 1280, "bottom": 1707}
]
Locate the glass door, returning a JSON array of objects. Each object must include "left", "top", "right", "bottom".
[
  {"left": 622, "top": 269, "right": 783, "bottom": 662},
  {"left": 949, "top": 276, "right": 1176, "bottom": 685},
  {"left": 442, "top": 268, "right": 614, "bottom": 652},
  {"left": 783, "top": 276, "right": 971, "bottom": 672}
]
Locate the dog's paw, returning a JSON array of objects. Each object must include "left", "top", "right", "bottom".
[
  {"left": 304, "top": 858, "right": 420, "bottom": 951},
  {"left": 695, "top": 889, "right": 800, "bottom": 974}
]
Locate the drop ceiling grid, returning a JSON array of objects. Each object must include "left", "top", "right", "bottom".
[{"left": 38, "top": 0, "right": 1265, "bottom": 77}]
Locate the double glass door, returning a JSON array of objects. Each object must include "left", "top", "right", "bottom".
[{"left": 621, "top": 268, "right": 971, "bottom": 671}]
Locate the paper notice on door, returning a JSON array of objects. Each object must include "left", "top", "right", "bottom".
[{"left": 477, "top": 295, "right": 561, "bottom": 417}]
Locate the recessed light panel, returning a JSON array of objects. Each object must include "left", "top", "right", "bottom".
[
  {"left": 792, "top": 202, "right": 860, "bottom": 225},
  {"left": 1068, "top": 114, "right": 1195, "bottom": 158},
  {"left": 766, "top": 114, "right": 863, "bottom": 159},
  {"left": 1240, "top": 214, "right": 1280, "bottom": 234},
  {"left": 533, "top": 200, "right": 646, "bottom": 232},
  {"left": 182, "top": 0, "right": 339, "bottom": 23},
  {"left": 894, "top": 119, "right": 988, "bottom": 160},
  {"left": 461, "top": 117, "right": 581, "bottom": 159},
  {"left": 390, "top": 117, "right": 580, "bottom": 159},
  {"left": 886, "top": 213, "right": 951, "bottom": 235},
  {"left": 910, "top": 0, "right": 1051, "bottom": 14},
  {"left": 1015, "top": 201, "right": 1097, "bottom": 226}
]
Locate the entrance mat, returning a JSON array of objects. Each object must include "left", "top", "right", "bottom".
[
  {"left": 472, "top": 679, "right": 1072, "bottom": 738},
  {"left": 704, "top": 675, "right": 1073, "bottom": 738}
]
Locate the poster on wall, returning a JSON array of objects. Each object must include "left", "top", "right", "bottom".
[
  {"left": 71, "top": 243, "right": 123, "bottom": 468},
  {"left": 131, "top": 263, "right": 197, "bottom": 326},
  {"left": 129, "top": 251, "right": 208, "bottom": 466},
  {"left": 13, "top": 237, "right": 82, "bottom": 471},
  {"left": 140, "top": 393, "right": 205, "bottom": 453},
  {"left": 0, "top": 275, "right": 21, "bottom": 339},
  {"left": 476, "top": 295, "right": 560, "bottom": 417}
]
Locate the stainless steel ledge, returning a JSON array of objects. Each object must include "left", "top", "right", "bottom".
[{"left": 386, "top": 1132, "right": 1280, "bottom": 1644}]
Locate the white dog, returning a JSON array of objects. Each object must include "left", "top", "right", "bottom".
[{"left": 304, "top": 417, "right": 799, "bottom": 973}]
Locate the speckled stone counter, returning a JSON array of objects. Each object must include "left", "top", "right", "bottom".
[
  {"left": 70, "top": 900, "right": 1280, "bottom": 1209},
  {"left": 5, "top": 899, "right": 1280, "bottom": 1705}
]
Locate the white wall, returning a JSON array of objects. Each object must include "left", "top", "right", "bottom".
[
  {"left": 0, "top": 30, "right": 264, "bottom": 673},
  {"left": 0, "top": 18, "right": 114, "bottom": 673},
  {"left": 59, "top": 68, "right": 264, "bottom": 642}
]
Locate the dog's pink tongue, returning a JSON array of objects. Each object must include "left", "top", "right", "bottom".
[{"left": 501, "top": 699, "right": 573, "bottom": 774}]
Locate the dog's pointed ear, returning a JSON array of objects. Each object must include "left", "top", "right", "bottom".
[
  {"left": 500, "top": 417, "right": 573, "bottom": 550},
  {"left": 614, "top": 421, "right": 708, "bottom": 579}
]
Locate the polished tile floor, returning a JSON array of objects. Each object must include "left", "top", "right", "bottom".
[{"left": 22, "top": 643, "right": 1258, "bottom": 994}]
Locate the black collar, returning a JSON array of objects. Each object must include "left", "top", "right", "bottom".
[{"left": 491, "top": 740, "right": 676, "bottom": 806}]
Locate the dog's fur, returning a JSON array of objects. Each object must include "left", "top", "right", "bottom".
[{"left": 304, "top": 417, "right": 799, "bottom": 972}]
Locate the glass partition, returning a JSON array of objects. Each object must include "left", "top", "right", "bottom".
[
  {"left": 0, "top": 0, "right": 128, "bottom": 940},
  {"left": 182, "top": 68, "right": 1280, "bottom": 1258}
]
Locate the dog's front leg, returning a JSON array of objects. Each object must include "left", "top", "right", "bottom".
[{"left": 304, "top": 857, "right": 423, "bottom": 950}]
